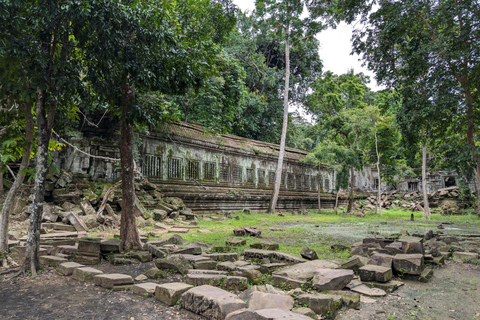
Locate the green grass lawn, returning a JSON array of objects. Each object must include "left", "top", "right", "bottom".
[{"left": 151, "top": 209, "right": 480, "bottom": 263}]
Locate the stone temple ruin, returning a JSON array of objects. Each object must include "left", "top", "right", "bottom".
[{"left": 52, "top": 120, "right": 476, "bottom": 213}]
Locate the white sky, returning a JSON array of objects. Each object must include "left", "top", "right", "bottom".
[{"left": 232, "top": 0, "right": 383, "bottom": 92}]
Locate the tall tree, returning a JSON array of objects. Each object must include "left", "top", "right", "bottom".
[
  {"left": 79, "top": 0, "right": 236, "bottom": 249},
  {"left": 345, "top": 0, "right": 480, "bottom": 214},
  {"left": 255, "top": 0, "right": 325, "bottom": 213}
]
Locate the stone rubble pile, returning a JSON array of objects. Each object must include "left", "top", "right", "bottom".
[{"left": 358, "top": 186, "right": 472, "bottom": 214}]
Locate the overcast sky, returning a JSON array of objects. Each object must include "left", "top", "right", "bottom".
[{"left": 232, "top": 0, "right": 383, "bottom": 91}]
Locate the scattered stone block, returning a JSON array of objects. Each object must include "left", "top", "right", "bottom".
[
  {"left": 300, "top": 247, "right": 318, "bottom": 260},
  {"left": 250, "top": 243, "right": 280, "bottom": 250},
  {"left": 297, "top": 293, "right": 343, "bottom": 317},
  {"left": 359, "top": 265, "right": 393, "bottom": 283},
  {"left": 418, "top": 268, "right": 434, "bottom": 282},
  {"left": 133, "top": 282, "right": 159, "bottom": 297},
  {"left": 320, "top": 290, "right": 360, "bottom": 309},
  {"left": 144, "top": 267, "right": 166, "bottom": 279},
  {"left": 269, "top": 275, "right": 307, "bottom": 290},
  {"left": 39, "top": 255, "right": 68, "bottom": 267},
  {"left": 168, "top": 227, "right": 189, "bottom": 233},
  {"left": 155, "top": 254, "right": 192, "bottom": 275},
  {"left": 100, "top": 239, "right": 123, "bottom": 254},
  {"left": 205, "top": 253, "right": 238, "bottom": 262},
  {"left": 247, "top": 291, "right": 294, "bottom": 311},
  {"left": 186, "top": 274, "right": 226, "bottom": 287},
  {"left": 341, "top": 255, "right": 369, "bottom": 272},
  {"left": 393, "top": 254, "right": 425, "bottom": 275},
  {"left": 188, "top": 269, "right": 228, "bottom": 275},
  {"left": 240, "top": 269, "right": 263, "bottom": 285},
  {"left": 172, "top": 246, "right": 202, "bottom": 255},
  {"left": 128, "top": 250, "right": 153, "bottom": 262},
  {"left": 367, "top": 253, "right": 394, "bottom": 268},
  {"left": 56, "top": 262, "right": 84, "bottom": 276},
  {"left": 363, "top": 280, "right": 404, "bottom": 293},
  {"left": 259, "top": 263, "right": 287, "bottom": 274},
  {"left": 272, "top": 259, "right": 339, "bottom": 281},
  {"left": 80, "top": 199, "right": 96, "bottom": 216},
  {"left": 311, "top": 268, "right": 354, "bottom": 291},
  {"left": 243, "top": 249, "right": 306, "bottom": 265},
  {"left": 66, "top": 211, "right": 88, "bottom": 232},
  {"left": 143, "top": 242, "right": 168, "bottom": 258},
  {"left": 453, "top": 252, "right": 479, "bottom": 263},
  {"left": 135, "top": 274, "right": 148, "bottom": 281},
  {"left": 223, "top": 276, "right": 249, "bottom": 291},
  {"left": 401, "top": 241, "right": 424, "bottom": 255},
  {"left": 226, "top": 239, "right": 247, "bottom": 246},
  {"left": 94, "top": 273, "right": 134, "bottom": 289},
  {"left": 291, "top": 307, "right": 316, "bottom": 319},
  {"left": 181, "top": 285, "right": 247, "bottom": 320},
  {"left": 350, "top": 284, "right": 387, "bottom": 297},
  {"left": 72, "top": 267, "right": 103, "bottom": 282}
]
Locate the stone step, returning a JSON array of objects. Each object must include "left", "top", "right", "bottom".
[
  {"left": 155, "top": 282, "right": 193, "bottom": 306},
  {"left": 133, "top": 282, "right": 160, "bottom": 297},
  {"left": 39, "top": 255, "right": 68, "bottom": 267},
  {"left": 181, "top": 285, "right": 247, "bottom": 320},
  {"left": 72, "top": 267, "right": 103, "bottom": 282},
  {"left": 56, "top": 262, "right": 85, "bottom": 276},
  {"left": 93, "top": 273, "right": 134, "bottom": 289}
]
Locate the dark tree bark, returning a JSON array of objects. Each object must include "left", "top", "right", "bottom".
[
  {"left": 119, "top": 82, "right": 142, "bottom": 250},
  {"left": 347, "top": 164, "right": 355, "bottom": 214},
  {"left": 0, "top": 102, "right": 34, "bottom": 262},
  {"left": 0, "top": 165, "right": 3, "bottom": 197},
  {"left": 25, "top": 90, "right": 56, "bottom": 275}
]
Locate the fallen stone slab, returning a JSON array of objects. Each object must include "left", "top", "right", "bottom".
[
  {"left": 359, "top": 265, "right": 393, "bottom": 283},
  {"left": 93, "top": 273, "right": 134, "bottom": 289},
  {"left": 269, "top": 275, "right": 307, "bottom": 290},
  {"left": 312, "top": 268, "right": 354, "bottom": 291},
  {"left": 226, "top": 308, "right": 312, "bottom": 320},
  {"left": 242, "top": 249, "right": 306, "bottom": 265},
  {"left": 341, "top": 255, "right": 369, "bottom": 272},
  {"left": 205, "top": 253, "right": 238, "bottom": 262},
  {"left": 247, "top": 291, "right": 294, "bottom": 311},
  {"left": 226, "top": 239, "right": 247, "bottom": 246},
  {"left": 100, "top": 239, "right": 123, "bottom": 254},
  {"left": 273, "top": 260, "right": 339, "bottom": 282},
  {"left": 155, "top": 282, "right": 193, "bottom": 306},
  {"left": 56, "top": 262, "right": 84, "bottom": 276},
  {"left": 350, "top": 284, "right": 387, "bottom": 297},
  {"left": 223, "top": 276, "right": 249, "bottom": 291},
  {"left": 183, "top": 254, "right": 217, "bottom": 269},
  {"left": 218, "top": 261, "right": 239, "bottom": 272},
  {"left": 300, "top": 247, "right": 318, "bottom": 260},
  {"left": 168, "top": 227, "right": 190, "bottom": 233},
  {"left": 39, "top": 255, "right": 68, "bottom": 267},
  {"left": 77, "top": 238, "right": 101, "bottom": 254},
  {"left": 250, "top": 243, "right": 280, "bottom": 251},
  {"left": 181, "top": 285, "right": 247, "bottom": 320},
  {"left": 65, "top": 212, "right": 87, "bottom": 232},
  {"left": 72, "top": 267, "right": 103, "bottom": 282},
  {"left": 297, "top": 293, "right": 343, "bottom": 317},
  {"left": 393, "top": 254, "right": 425, "bottom": 275},
  {"left": 143, "top": 242, "right": 168, "bottom": 258},
  {"left": 186, "top": 274, "right": 226, "bottom": 287},
  {"left": 401, "top": 240, "right": 425, "bottom": 255},
  {"left": 172, "top": 246, "right": 202, "bottom": 255},
  {"left": 155, "top": 254, "right": 192, "bottom": 275},
  {"left": 367, "top": 253, "right": 394, "bottom": 268},
  {"left": 291, "top": 307, "right": 316, "bottom": 319},
  {"left": 133, "top": 282, "right": 159, "bottom": 297},
  {"left": 144, "top": 267, "right": 166, "bottom": 279},
  {"left": 188, "top": 269, "right": 229, "bottom": 275},
  {"left": 453, "top": 252, "right": 479, "bottom": 263},
  {"left": 363, "top": 280, "right": 404, "bottom": 293},
  {"left": 320, "top": 290, "right": 360, "bottom": 309},
  {"left": 259, "top": 263, "right": 287, "bottom": 274},
  {"left": 239, "top": 269, "right": 263, "bottom": 285}
]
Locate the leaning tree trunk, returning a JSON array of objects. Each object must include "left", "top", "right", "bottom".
[
  {"left": 334, "top": 188, "right": 340, "bottom": 215},
  {"left": 317, "top": 166, "right": 321, "bottom": 212},
  {"left": 0, "top": 102, "right": 34, "bottom": 263},
  {"left": 25, "top": 90, "right": 56, "bottom": 276},
  {"left": 422, "top": 130, "right": 430, "bottom": 219},
  {"left": 269, "top": 36, "right": 290, "bottom": 213},
  {"left": 347, "top": 164, "right": 355, "bottom": 214},
  {"left": 0, "top": 164, "right": 3, "bottom": 197},
  {"left": 119, "top": 82, "right": 142, "bottom": 250},
  {"left": 374, "top": 122, "right": 382, "bottom": 216}
]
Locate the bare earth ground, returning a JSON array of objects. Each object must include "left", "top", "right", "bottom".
[{"left": 1, "top": 260, "right": 479, "bottom": 320}]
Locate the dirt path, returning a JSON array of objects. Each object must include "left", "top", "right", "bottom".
[{"left": 337, "top": 260, "right": 480, "bottom": 320}]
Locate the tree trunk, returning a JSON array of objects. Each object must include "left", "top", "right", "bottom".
[
  {"left": 317, "top": 165, "right": 321, "bottom": 212},
  {"left": 347, "top": 164, "right": 355, "bottom": 213},
  {"left": 0, "top": 163, "right": 3, "bottom": 197},
  {"left": 0, "top": 102, "right": 34, "bottom": 259},
  {"left": 374, "top": 122, "right": 382, "bottom": 216},
  {"left": 422, "top": 129, "right": 430, "bottom": 219},
  {"left": 334, "top": 189, "right": 340, "bottom": 215},
  {"left": 25, "top": 90, "right": 55, "bottom": 276},
  {"left": 120, "top": 82, "right": 142, "bottom": 250},
  {"left": 474, "top": 166, "right": 480, "bottom": 215},
  {"left": 269, "top": 36, "right": 290, "bottom": 213}
]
